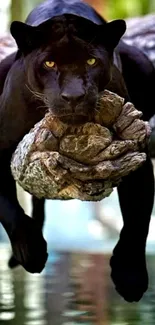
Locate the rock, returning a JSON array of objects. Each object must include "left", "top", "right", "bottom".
[
  {"left": 59, "top": 123, "right": 112, "bottom": 163},
  {"left": 113, "top": 102, "right": 143, "bottom": 133},
  {"left": 11, "top": 90, "right": 150, "bottom": 201},
  {"left": 94, "top": 90, "right": 124, "bottom": 127},
  {"left": 89, "top": 140, "right": 138, "bottom": 163}
]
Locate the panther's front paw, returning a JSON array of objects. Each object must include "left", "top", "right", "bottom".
[
  {"left": 9, "top": 214, "right": 48, "bottom": 273},
  {"left": 110, "top": 247, "right": 148, "bottom": 302}
]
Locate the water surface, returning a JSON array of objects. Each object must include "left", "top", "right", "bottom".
[{"left": 0, "top": 245, "right": 155, "bottom": 325}]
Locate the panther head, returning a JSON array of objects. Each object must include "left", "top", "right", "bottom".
[{"left": 11, "top": 15, "right": 126, "bottom": 124}]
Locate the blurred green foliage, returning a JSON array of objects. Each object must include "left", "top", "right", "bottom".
[
  {"left": 11, "top": 0, "right": 42, "bottom": 21},
  {"left": 11, "top": 0, "right": 154, "bottom": 23},
  {"left": 107, "top": 0, "right": 153, "bottom": 19}
]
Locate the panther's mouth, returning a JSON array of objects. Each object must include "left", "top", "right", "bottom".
[{"left": 57, "top": 114, "right": 91, "bottom": 125}]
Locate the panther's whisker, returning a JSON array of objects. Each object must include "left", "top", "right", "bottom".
[
  {"left": 37, "top": 105, "right": 48, "bottom": 110},
  {"left": 94, "top": 109, "right": 100, "bottom": 114},
  {"left": 26, "top": 84, "right": 47, "bottom": 102}
]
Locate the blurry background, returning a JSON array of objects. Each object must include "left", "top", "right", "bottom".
[
  {"left": 1, "top": 0, "right": 155, "bottom": 33},
  {"left": 0, "top": 1, "right": 155, "bottom": 324}
]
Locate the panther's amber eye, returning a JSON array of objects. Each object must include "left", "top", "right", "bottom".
[
  {"left": 87, "top": 58, "right": 96, "bottom": 66},
  {"left": 44, "top": 61, "right": 56, "bottom": 68}
]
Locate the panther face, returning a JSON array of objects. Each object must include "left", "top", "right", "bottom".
[{"left": 11, "top": 15, "right": 126, "bottom": 124}]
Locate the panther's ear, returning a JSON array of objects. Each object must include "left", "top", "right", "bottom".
[
  {"left": 10, "top": 21, "right": 41, "bottom": 53},
  {"left": 101, "top": 20, "right": 126, "bottom": 52}
]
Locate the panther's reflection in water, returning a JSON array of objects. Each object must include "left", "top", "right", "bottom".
[{"left": 0, "top": 246, "right": 155, "bottom": 325}]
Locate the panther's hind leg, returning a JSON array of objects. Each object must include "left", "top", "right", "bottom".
[{"left": 111, "top": 154, "right": 154, "bottom": 302}]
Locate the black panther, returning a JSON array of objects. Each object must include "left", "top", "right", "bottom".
[{"left": 0, "top": 0, "right": 155, "bottom": 303}]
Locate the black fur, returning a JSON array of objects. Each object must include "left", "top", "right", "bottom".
[{"left": 0, "top": 0, "right": 154, "bottom": 302}]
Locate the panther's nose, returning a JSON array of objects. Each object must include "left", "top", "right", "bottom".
[{"left": 61, "top": 91, "right": 85, "bottom": 104}]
